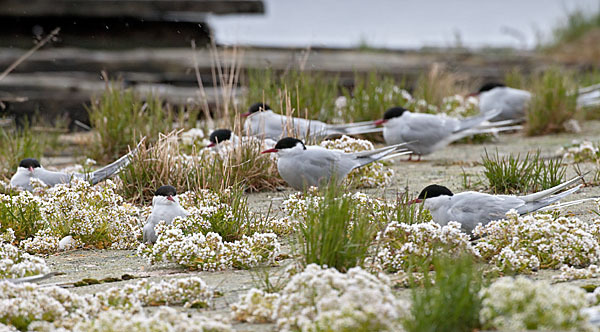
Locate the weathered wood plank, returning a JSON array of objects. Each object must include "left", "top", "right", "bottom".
[
  {"left": 0, "top": 47, "right": 545, "bottom": 84},
  {"left": 0, "top": 0, "right": 264, "bottom": 18}
]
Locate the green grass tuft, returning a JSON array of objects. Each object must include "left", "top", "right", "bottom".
[
  {"left": 404, "top": 253, "right": 484, "bottom": 332},
  {"left": 481, "top": 149, "right": 566, "bottom": 194},
  {"left": 526, "top": 67, "right": 579, "bottom": 136},
  {"left": 295, "top": 184, "right": 379, "bottom": 272}
]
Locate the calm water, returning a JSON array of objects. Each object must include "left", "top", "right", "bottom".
[{"left": 207, "top": 0, "right": 599, "bottom": 49}]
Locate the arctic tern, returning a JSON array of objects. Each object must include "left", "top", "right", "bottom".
[
  {"left": 243, "top": 102, "right": 382, "bottom": 140},
  {"left": 142, "top": 185, "right": 189, "bottom": 244},
  {"left": 261, "top": 137, "right": 410, "bottom": 190},
  {"left": 10, "top": 141, "right": 141, "bottom": 191},
  {"left": 374, "top": 106, "right": 520, "bottom": 160},
  {"left": 412, "top": 175, "right": 584, "bottom": 233}
]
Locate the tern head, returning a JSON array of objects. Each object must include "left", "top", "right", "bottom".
[
  {"left": 154, "top": 185, "right": 178, "bottom": 204},
  {"left": 261, "top": 137, "right": 306, "bottom": 154},
  {"left": 471, "top": 82, "right": 506, "bottom": 96},
  {"left": 208, "top": 129, "right": 232, "bottom": 147},
  {"left": 375, "top": 107, "right": 408, "bottom": 125},
  {"left": 19, "top": 158, "right": 41, "bottom": 172},
  {"left": 242, "top": 102, "right": 271, "bottom": 117},
  {"left": 409, "top": 184, "right": 453, "bottom": 204}
]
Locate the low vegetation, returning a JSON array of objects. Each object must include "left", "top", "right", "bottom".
[
  {"left": 405, "top": 254, "right": 484, "bottom": 332},
  {"left": 481, "top": 149, "right": 566, "bottom": 194},
  {"left": 118, "top": 131, "right": 284, "bottom": 204},
  {"left": 295, "top": 184, "right": 380, "bottom": 272},
  {"left": 526, "top": 67, "right": 579, "bottom": 136}
]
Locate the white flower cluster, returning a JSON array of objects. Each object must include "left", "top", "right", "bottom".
[
  {"left": 554, "top": 264, "right": 600, "bottom": 282},
  {"left": 74, "top": 307, "right": 232, "bottom": 332},
  {"left": 479, "top": 276, "right": 590, "bottom": 331},
  {"left": 97, "top": 277, "right": 214, "bottom": 309},
  {"left": 231, "top": 288, "right": 280, "bottom": 323},
  {"left": 439, "top": 94, "right": 479, "bottom": 118},
  {"left": 180, "top": 128, "right": 207, "bottom": 146},
  {"left": 1, "top": 179, "right": 144, "bottom": 253},
  {"left": 0, "top": 276, "right": 220, "bottom": 330},
  {"left": 320, "top": 135, "right": 394, "bottom": 188},
  {"left": 370, "top": 221, "right": 472, "bottom": 272},
  {"left": 232, "top": 264, "right": 410, "bottom": 332},
  {"left": 282, "top": 190, "right": 391, "bottom": 223},
  {"left": 139, "top": 224, "right": 280, "bottom": 271},
  {"left": 473, "top": 210, "right": 600, "bottom": 272},
  {"left": 558, "top": 140, "right": 599, "bottom": 162},
  {"left": 0, "top": 229, "right": 50, "bottom": 279}
]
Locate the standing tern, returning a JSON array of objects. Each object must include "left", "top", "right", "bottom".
[
  {"left": 261, "top": 137, "right": 410, "bottom": 190},
  {"left": 412, "top": 175, "right": 584, "bottom": 233},
  {"left": 374, "top": 106, "right": 519, "bottom": 160},
  {"left": 142, "top": 185, "right": 189, "bottom": 244},
  {"left": 10, "top": 141, "right": 141, "bottom": 191},
  {"left": 243, "top": 102, "right": 382, "bottom": 140}
]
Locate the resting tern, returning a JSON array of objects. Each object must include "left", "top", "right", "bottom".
[
  {"left": 261, "top": 137, "right": 410, "bottom": 190},
  {"left": 142, "top": 185, "right": 189, "bottom": 244},
  {"left": 412, "top": 175, "right": 584, "bottom": 233},
  {"left": 10, "top": 142, "right": 141, "bottom": 191},
  {"left": 207, "top": 128, "right": 276, "bottom": 149},
  {"left": 374, "top": 106, "right": 519, "bottom": 160},
  {"left": 471, "top": 83, "right": 531, "bottom": 122},
  {"left": 473, "top": 82, "right": 600, "bottom": 122},
  {"left": 243, "top": 102, "right": 382, "bottom": 140}
]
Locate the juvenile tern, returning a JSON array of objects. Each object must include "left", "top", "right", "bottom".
[
  {"left": 261, "top": 137, "right": 410, "bottom": 190},
  {"left": 142, "top": 185, "right": 189, "bottom": 244},
  {"left": 412, "top": 175, "right": 584, "bottom": 233},
  {"left": 243, "top": 102, "right": 382, "bottom": 140}
]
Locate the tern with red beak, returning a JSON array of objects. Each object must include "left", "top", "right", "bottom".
[
  {"left": 142, "top": 185, "right": 189, "bottom": 244},
  {"left": 413, "top": 174, "right": 584, "bottom": 233},
  {"left": 375, "top": 106, "right": 517, "bottom": 160},
  {"left": 9, "top": 141, "right": 142, "bottom": 191},
  {"left": 243, "top": 102, "right": 382, "bottom": 140},
  {"left": 261, "top": 137, "right": 410, "bottom": 190}
]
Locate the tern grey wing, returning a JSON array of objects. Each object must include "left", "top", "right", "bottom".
[
  {"left": 400, "top": 115, "right": 455, "bottom": 155},
  {"left": 84, "top": 140, "right": 143, "bottom": 185},
  {"left": 446, "top": 193, "right": 523, "bottom": 232},
  {"left": 277, "top": 149, "right": 344, "bottom": 189},
  {"left": 36, "top": 169, "right": 72, "bottom": 186},
  {"left": 516, "top": 185, "right": 582, "bottom": 215},
  {"left": 454, "top": 109, "right": 503, "bottom": 133},
  {"left": 517, "top": 174, "right": 584, "bottom": 202}
]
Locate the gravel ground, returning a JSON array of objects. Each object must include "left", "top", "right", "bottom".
[{"left": 39, "top": 120, "right": 600, "bottom": 331}]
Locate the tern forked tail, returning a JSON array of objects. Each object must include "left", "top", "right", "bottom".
[{"left": 83, "top": 138, "right": 145, "bottom": 185}]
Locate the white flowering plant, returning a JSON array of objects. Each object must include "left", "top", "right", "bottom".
[
  {"left": 473, "top": 210, "right": 600, "bottom": 273},
  {"left": 0, "top": 229, "right": 50, "bottom": 279},
  {"left": 1, "top": 179, "right": 145, "bottom": 253},
  {"left": 0, "top": 276, "right": 220, "bottom": 331},
  {"left": 479, "top": 276, "right": 590, "bottom": 331},
  {"left": 73, "top": 306, "right": 232, "bottom": 332},
  {"left": 320, "top": 135, "right": 394, "bottom": 188},
  {"left": 558, "top": 140, "right": 600, "bottom": 162},
  {"left": 369, "top": 221, "right": 472, "bottom": 273},
  {"left": 232, "top": 264, "right": 410, "bottom": 332}
]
